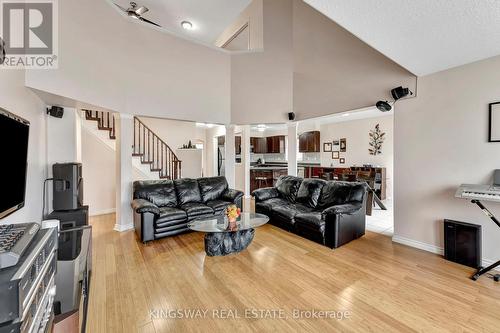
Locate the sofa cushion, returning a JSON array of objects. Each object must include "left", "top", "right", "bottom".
[
  {"left": 156, "top": 207, "right": 187, "bottom": 225},
  {"left": 275, "top": 176, "right": 302, "bottom": 203},
  {"left": 133, "top": 180, "right": 177, "bottom": 207},
  {"left": 180, "top": 202, "right": 214, "bottom": 218},
  {"left": 198, "top": 177, "right": 229, "bottom": 202},
  {"left": 318, "top": 181, "right": 352, "bottom": 208},
  {"left": 206, "top": 200, "right": 232, "bottom": 214},
  {"left": 146, "top": 185, "right": 177, "bottom": 208},
  {"left": 174, "top": 178, "right": 203, "bottom": 205},
  {"left": 296, "top": 179, "right": 326, "bottom": 208},
  {"left": 272, "top": 204, "right": 313, "bottom": 225},
  {"left": 255, "top": 198, "right": 289, "bottom": 215},
  {"left": 295, "top": 212, "right": 325, "bottom": 232}
]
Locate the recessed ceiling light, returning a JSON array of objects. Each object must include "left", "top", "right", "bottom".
[{"left": 181, "top": 21, "right": 194, "bottom": 30}]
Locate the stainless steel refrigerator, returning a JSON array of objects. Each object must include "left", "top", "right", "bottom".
[{"left": 217, "top": 144, "right": 225, "bottom": 177}]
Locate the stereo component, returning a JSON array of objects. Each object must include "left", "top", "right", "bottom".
[{"left": 0, "top": 227, "right": 58, "bottom": 332}]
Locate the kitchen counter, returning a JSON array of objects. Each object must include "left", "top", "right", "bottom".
[{"left": 250, "top": 166, "right": 288, "bottom": 170}]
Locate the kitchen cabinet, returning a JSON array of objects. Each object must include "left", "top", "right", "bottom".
[
  {"left": 251, "top": 137, "right": 267, "bottom": 154},
  {"left": 299, "top": 131, "right": 320, "bottom": 153},
  {"left": 266, "top": 136, "right": 285, "bottom": 154}
]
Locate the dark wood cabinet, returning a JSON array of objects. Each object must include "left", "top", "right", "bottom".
[
  {"left": 251, "top": 137, "right": 267, "bottom": 153},
  {"left": 235, "top": 136, "right": 241, "bottom": 154},
  {"left": 299, "top": 131, "right": 320, "bottom": 152},
  {"left": 266, "top": 136, "right": 285, "bottom": 154}
]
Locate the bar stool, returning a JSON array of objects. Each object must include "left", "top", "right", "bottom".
[{"left": 255, "top": 177, "right": 268, "bottom": 189}]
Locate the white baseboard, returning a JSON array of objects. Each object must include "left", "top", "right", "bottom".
[
  {"left": 392, "top": 235, "right": 444, "bottom": 255},
  {"left": 90, "top": 208, "right": 116, "bottom": 217},
  {"left": 392, "top": 235, "right": 499, "bottom": 272},
  {"left": 114, "top": 223, "right": 134, "bottom": 232}
]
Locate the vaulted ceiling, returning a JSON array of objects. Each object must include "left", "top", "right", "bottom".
[
  {"left": 304, "top": 0, "right": 500, "bottom": 75},
  {"left": 110, "top": 0, "right": 500, "bottom": 76},
  {"left": 112, "top": 0, "right": 251, "bottom": 44}
]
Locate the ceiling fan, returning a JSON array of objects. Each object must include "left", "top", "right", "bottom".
[{"left": 114, "top": 1, "right": 161, "bottom": 27}]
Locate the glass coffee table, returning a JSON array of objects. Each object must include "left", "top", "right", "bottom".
[{"left": 188, "top": 213, "right": 269, "bottom": 256}]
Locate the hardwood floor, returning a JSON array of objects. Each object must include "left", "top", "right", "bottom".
[{"left": 87, "top": 214, "right": 500, "bottom": 333}]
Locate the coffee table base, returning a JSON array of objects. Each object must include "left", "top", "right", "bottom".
[{"left": 204, "top": 229, "right": 255, "bottom": 256}]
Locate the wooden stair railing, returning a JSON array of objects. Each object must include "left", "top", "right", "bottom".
[
  {"left": 83, "top": 110, "right": 182, "bottom": 180},
  {"left": 133, "top": 117, "right": 182, "bottom": 180},
  {"left": 84, "top": 109, "right": 115, "bottom": 139}
]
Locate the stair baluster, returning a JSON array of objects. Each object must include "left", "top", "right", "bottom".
[{"left": 83, "top": 110, "right": 181, "bottom": 179}]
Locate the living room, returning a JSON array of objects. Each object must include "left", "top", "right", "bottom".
[{"left": 0, "top": 0, "right": 499, "bottom": 332}]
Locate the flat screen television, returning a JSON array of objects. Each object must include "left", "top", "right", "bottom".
[{"left": 0, "top": 107, "right": 30, "bottom": 219}]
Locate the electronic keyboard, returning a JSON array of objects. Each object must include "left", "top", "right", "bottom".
[{"left": 455, "top": 184, "right": 500, "bottom": 203}]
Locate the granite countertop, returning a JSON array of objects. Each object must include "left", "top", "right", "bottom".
[{"left": 250, "top": 166, "right": 288, "bottom": 170}]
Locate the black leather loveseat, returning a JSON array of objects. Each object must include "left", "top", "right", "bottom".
[
  {"left": 252, "top": 176, "right": 367, "bottom": 248},
  {"left": 131, "top": 176, "right": 244, "bottom": 242}
]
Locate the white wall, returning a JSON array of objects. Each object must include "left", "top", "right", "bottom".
[
  {"left": 81, "top": 127, "right": 116, "bottom": 216},
  {"left": 139, "top": 117, "right": 208, "bottom": 176},
  {"left": 0, "top": 71, "right": 46, "bottom": 224},
  {"left": 25, "top": 0, "right": 231, "bottom": 124},
  {"left": 395, "top": 55, "right": 500, "bottom": 265},
  {"left": 320, "top": 115, "right": 393, "bottom": 198}
]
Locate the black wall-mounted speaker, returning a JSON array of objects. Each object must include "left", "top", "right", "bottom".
[
  {"left": 47, "top": 106, "right": 64, "bottom": 118},
  {"left": 444, "top": 219, "right": 482, "bottom": 268},
  {"left": 391, "top": 86, "right": 411, "bottom": 101},
  {"left": 288, "top": 112, "right": 296, "bottom": 121}
]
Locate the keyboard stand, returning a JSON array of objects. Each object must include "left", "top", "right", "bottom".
[{"left": 470, "top": 200, "right": 500, "bottom": 281}]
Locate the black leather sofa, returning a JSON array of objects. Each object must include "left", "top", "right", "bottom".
[
  {"left": 252, "top": 176, "right": 367, "bottom": 248},
  {"left": 131, "top": 176, "right": 244, "bottom": 242}
]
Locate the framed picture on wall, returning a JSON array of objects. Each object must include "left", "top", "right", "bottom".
[
  {"left": 339, "top": 158, "right": 346, "bottom": 164},
  {"left": 323, "top": 142, "right": 332, "bottom": 152},
  {"left": 332, "top": 151, "right": 340, "bottom": 159},
  {"left": 332, "top": 140, "right": 340, "bottom": 151},
  {"left": 489, "top": 102, "right": 500, "bottom": 142},
  {"left": 340, "top": 138, "right": 347, "bottom": 152}
]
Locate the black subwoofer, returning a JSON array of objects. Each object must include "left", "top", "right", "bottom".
[{"left": 444, "top": 219, "right": 481, "bottom": 268}]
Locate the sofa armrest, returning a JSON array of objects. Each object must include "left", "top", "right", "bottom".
[
  {"left": 252, "top": 187, "right": 279, "bottom": 202},
  {"left": 222, "top": 189, "right": 244, "bottom": 210},
  {"left": 222, "top": 189, "right": 244, "bottom": 202},
  {"left": 323, "top": 201, "right": 366, "bottom": 249},
  {"left": 131, "top": 199, "right": 160, "bottom": 215},
  {"left": 321, "top": 202, "right": 363, "bottom": 218}
]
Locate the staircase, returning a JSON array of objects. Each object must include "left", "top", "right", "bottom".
[{"left": 83, "top": 110, "right": 182, "bottom": 180}]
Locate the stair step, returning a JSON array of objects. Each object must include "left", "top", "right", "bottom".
[
  {"left": 98, "top": 126, "right": 113, "bottom": 131},
  {"left": 141, "top": 161, "right": 153, "bottom": 164},
  {"left": 150, "top": 168, "right": 162, "bottom": 172},
  {"left": 159, "top": 175, "right": 171, "bottom": 179},
  {"left": 109, "top": 135, "right": 116, "bottom": 140},
  {"left": 132, "top": 153, "right": 143, "bottom": 157}
]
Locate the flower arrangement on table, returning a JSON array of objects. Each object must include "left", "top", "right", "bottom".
[{"left": 225, "top": 205, "right": 241, "bottom": 223}]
